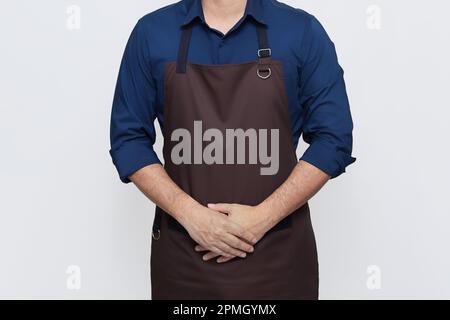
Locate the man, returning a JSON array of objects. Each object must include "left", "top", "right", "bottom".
[{"left": 110, "top": 0, "right": 355, "bottom": 300}]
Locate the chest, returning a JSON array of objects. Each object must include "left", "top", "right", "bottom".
[{"left": 149, "top": 22, "right": 303, "bottom": 126}]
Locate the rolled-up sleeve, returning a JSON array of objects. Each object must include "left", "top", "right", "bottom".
[
  {"left": 109, "top": 19, "right": 161, "bottom": 183},
  {"left": 298, "top": 14, "right": 356, "bottom": 178}
]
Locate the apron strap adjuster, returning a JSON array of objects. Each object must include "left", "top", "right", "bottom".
[{"left": 258, "top": 48, "right": 272, "bottom": 58}]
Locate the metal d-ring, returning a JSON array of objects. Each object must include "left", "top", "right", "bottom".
[
  {"left": 152, "top": 229, "right": 161, "bottom": 240},
  {"left": 257, "top": 67, "right": 271, "bottom": 80}
]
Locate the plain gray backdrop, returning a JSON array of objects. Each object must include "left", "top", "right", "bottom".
[{"left": 1, "top": 0, "right": 449, "bottom": 299}]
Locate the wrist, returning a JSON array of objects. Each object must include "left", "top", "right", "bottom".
[
  {"left": 255, "top": 201, "right": 281, "bottom": 231},
  {"left": 171, "top": 192, "right": 201, "bottom": 225}
]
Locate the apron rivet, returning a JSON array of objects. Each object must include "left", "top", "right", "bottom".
[{"left": 152, "top": 229, "right": 161, "bottom": 240}]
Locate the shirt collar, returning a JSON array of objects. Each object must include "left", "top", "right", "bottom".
[{"left": 182, "top": 0, "right": 266, "bottom": 26}]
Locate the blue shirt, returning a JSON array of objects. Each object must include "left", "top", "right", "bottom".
[{"left": 110, "top": 0, "right": 355, "bottom": 183}]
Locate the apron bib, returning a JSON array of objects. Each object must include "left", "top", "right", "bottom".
[{"left": 151, "top": 23, "right": 318, "bottom": 300}]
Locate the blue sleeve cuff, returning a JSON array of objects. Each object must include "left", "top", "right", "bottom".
[
  {"left": 109, "top": 140, "right": 161, "bottom": 183},
  {"left": 300, "top": 141, "right": 356, "bottom": 178}
]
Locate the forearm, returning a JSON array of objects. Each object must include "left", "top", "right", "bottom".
[
  {"left": 129, "top": 164, "right": 199, "bottom": 222},
  {"left": 257, "top": 160, "right": 330, "bottom": 228}
]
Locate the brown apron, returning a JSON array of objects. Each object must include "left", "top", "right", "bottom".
[{"left": 151, "top": 23, "right": 318, "bottom": 300}]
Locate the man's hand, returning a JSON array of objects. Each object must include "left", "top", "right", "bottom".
[
  {"left": 179, "top": 202, "right": 258, "bottom": 260},
  {"left": 130, "top": 162, "right": 329, "bottom": 264},
  {"left": 195, "top": 203, "right": 276, "bottom": 263}
]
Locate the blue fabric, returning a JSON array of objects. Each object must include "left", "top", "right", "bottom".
[{"left": 110, "top": 0, "right": 355, "bottom": 183}]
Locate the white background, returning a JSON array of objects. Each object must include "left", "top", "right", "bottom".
[{"left": 1, "top": 0, "right": 449, "bottom": 299}]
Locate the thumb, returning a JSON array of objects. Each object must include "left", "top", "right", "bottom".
[{"left": 208, "top": 203, "right": 233, "bottom": 214}]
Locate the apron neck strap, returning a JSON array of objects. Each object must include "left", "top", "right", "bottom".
[
  {"left": 176, "top": 23, "right": 271, "bottom": 74},
  {"left": 176, "top": 26, "right": 193, "bottom": 73}
]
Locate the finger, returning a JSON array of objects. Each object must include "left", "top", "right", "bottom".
[
  {"left": 196, "top": 243, "right": 231, "bottom": 257},
  {"left": 206, "top": 246, "right": 234, "bottom": 259},
  {"left": 216, "top": 242, "right": 247, "bottom": 258},
  {"left": 202, "top": 251, "right": 220, "bottom": 261},
  {"left": 208, "top": 203, "right": 233, "bottom": 214},
  {"left": 217, "top": 256, "right": 235, "bottom": 263},
  {"left": 226, "top": 222, "right": 258, "bottom": 245},
  {"left": 195, "top": 245, "right": 208, "bottom": 252},
  {"left": 223, "top": 233, "right": 254, "bottom": 253}
]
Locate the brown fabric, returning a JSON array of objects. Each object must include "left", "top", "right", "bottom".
[{"left": 151, "top": 59, "right": 318, "bottom": 300}]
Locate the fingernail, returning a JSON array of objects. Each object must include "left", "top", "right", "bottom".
[
  {"left": 249, "top": 247, "right": 254, "bottom": 253},
  {"left": 240, "top": 253, "right": 246, "bottom": 258}
]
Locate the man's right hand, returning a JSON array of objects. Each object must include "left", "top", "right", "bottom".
[
  {"left": 129, "top": 164, "right": 256, "bottom": 260},
  {"left": 178, "top": 202, "right": 258, "bottom": 260}
]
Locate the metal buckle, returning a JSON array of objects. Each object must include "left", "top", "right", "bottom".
[{"left": 257, "top": 48, "right": 271, "bottom": 58}]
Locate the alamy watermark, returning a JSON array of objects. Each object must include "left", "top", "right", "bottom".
[
  {"left": 66, "top": 265, "right": 81, "bottom": 290},
  {"left": 171, "top": 121, "right": 279, "bottom": 175},
  {"left": 366, "top": 265, "right": 382, "bottom": 290},
  {"left": 66, "top": 5, "right": 81, "bottom": 30},
  {"left": 366, "top": 5, "right": 382, "bottom": 30}
]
